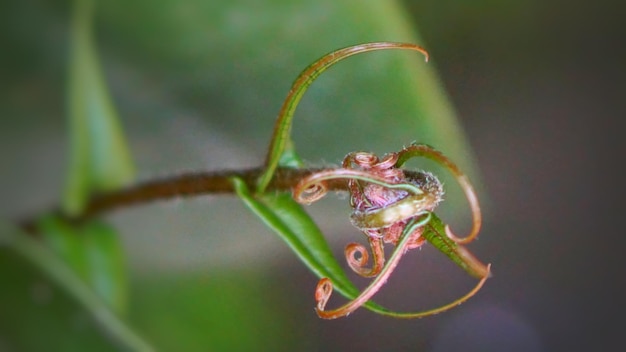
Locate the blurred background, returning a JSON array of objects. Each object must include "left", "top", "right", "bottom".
[{"left": 1, "top": 0, "right": 623, "bottom": 351}]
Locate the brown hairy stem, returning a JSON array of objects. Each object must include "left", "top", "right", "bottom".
[
  {"left": 17, "top": 167, "right": 337, "bottom": 232},
  {"left": 17, "top": 164, "right": 435, "bottom": 238},
  {"left": 18, "top": 167, "right": 430, "bottom": 233}
]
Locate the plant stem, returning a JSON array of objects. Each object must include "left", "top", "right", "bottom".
[
  {"left": 80, "top": 167, "right": 341, "bottom": 215},
  {"left": 19, "top": 166, "right": 428, "bottom": 233},
  {"left": 18, "top": 167, "right": 339, "bottom": 232}
]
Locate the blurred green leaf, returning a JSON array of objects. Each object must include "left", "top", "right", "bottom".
[
  {"left": 64, "top": 0, "right": 134, "bottom": 215},
  {"left": 38, "top": 216, "right": 128, "bottom": 314},
  {"left": 2, "top": 223, "right": 153, "bottom": 351},
  {"left": 130, "top": 272, "right": 301, "bottom": 352},
  {"left": 74, "top": 0, "right": 482, "bottom": 268},
  {"left": 94, "top": 0, "right": 480, "bottom": 209},
  {"left": 39, "top": 215, "right": 90, "bottom": 278},
  {"left": 0, "top": 245, "right": 120, "bottom": 352},
  {"left": 81, "top": 221, "right": 129, "bottom": 314}
]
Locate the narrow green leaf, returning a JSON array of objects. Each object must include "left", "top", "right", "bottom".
[
  {"left": 232, "top": 178, "right": 355, "bottom": 295},
  {"left": 37, "top": 216, "right": 129, "bottom": 314},
  {"left": 64, "top": 0, "right": 134, "bottom": 215},
  {"left": 231, "top": 177, "right": 393, "bottom": 314},
  {"left": 422, "top": 213, "right": 490, "bottom": 279}
]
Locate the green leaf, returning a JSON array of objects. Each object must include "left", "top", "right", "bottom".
[
  {"left": 232, "top": 178, "right": 355, "bottom": 296},
  {"left": 3, "top": 223, "right": 154, "bottom": 351},
  {"left": 81, "top": 221, "right": 129, "bottom": 315},
  {"left": 0, "top": 242, "right": 123, "bottom": 352},
  {"left": 93, "top": 0, "right": 481, "bottom": 213},
  {"left": 39, "top": 215, "right": 89, "bottom": 278},
  {"left": 64, "top": 0, "right": 134, "bottom": 215},
  {"left": 130, "top": 272, "right": 302, "bottom": 352},
  {"left": 231, "top": 177, "right": 392, "bottom": 314},
  {"left": 422, "top": 213, "right": 490, "bottom": 279},
  {"left": 37, "top": 216, "right": 129, "bottom": 315}
]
